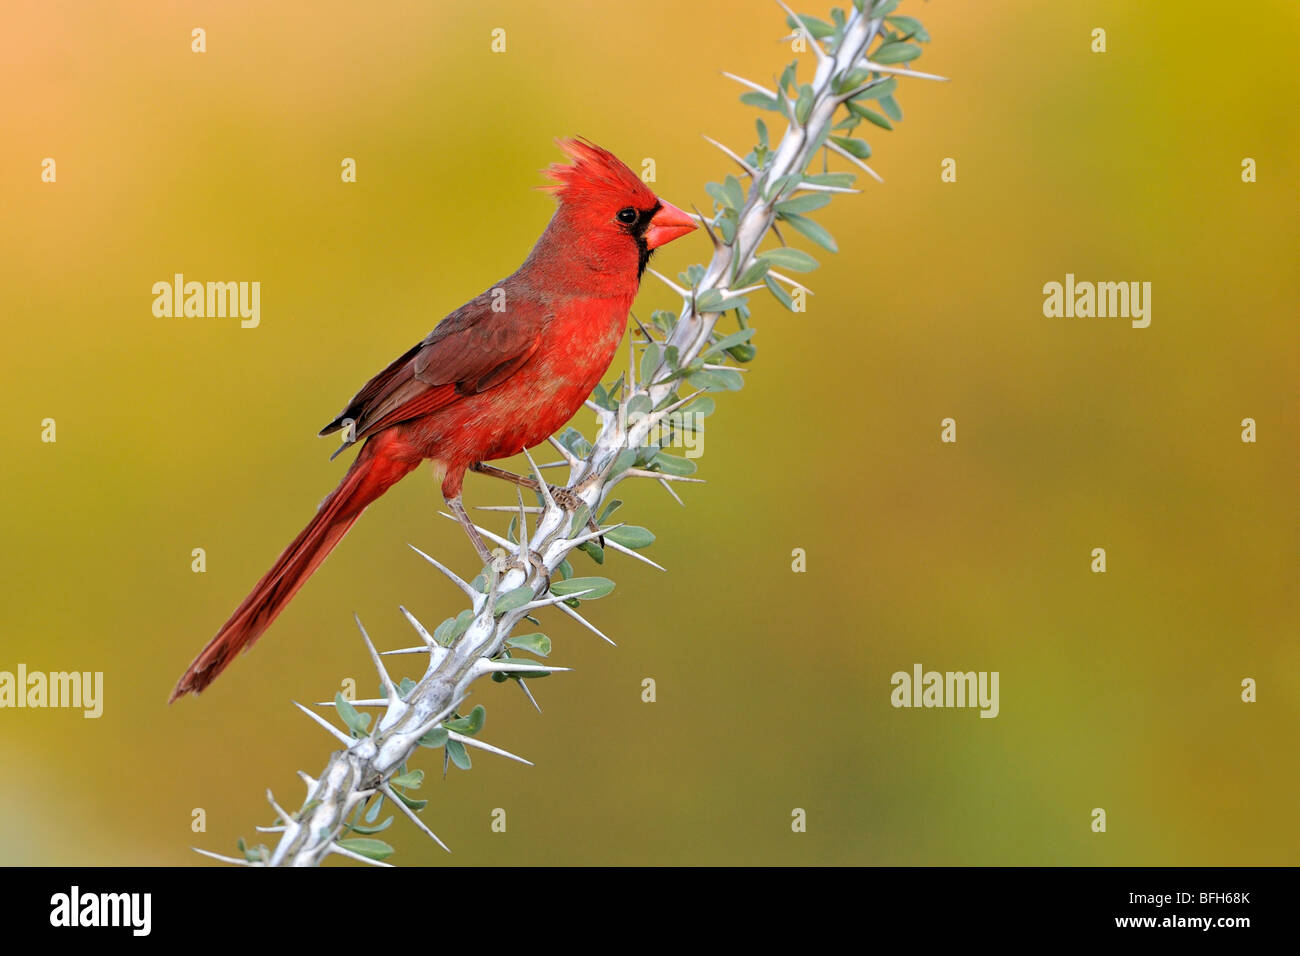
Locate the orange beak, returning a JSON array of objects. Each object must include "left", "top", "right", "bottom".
[{"left": 643, "top": 200, "right": 698, "bottom": 250}]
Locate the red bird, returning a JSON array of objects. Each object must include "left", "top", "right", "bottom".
[{"left": 170, "top": 139, "right": 696, "bottom": 702}]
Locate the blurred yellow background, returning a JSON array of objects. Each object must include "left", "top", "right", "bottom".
[{"left": 1, "top": 0, "right": 1296, "bottom": 865}]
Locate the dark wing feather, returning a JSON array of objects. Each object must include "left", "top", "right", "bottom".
[{"left": 320, "top": 288, "right": 545, "bottom": 447}]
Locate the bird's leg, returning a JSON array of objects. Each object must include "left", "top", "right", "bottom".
[
  {"left": 470, "top": 462, "right": 604, "bottom": 545},
  {"left": 448, "top": 483, "right": 549, "bottom": 588},
  {"left": 445, "top": 493, "right": 496, "bottom": 565}
]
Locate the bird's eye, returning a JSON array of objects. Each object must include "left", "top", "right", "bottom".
[{"left": 616, "top": 207, "right": 638, "bottom": 225}]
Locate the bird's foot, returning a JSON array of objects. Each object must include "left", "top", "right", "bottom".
[
  {"left": 549, "top": 487, "right": 604, "bottom": 547},
  {"left": 489, "top": 547, "right": 550, "bottom": 593}
]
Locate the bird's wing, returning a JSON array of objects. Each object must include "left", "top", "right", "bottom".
[{"left": 319, "top": 288, "right": 546, "bottom": 448}]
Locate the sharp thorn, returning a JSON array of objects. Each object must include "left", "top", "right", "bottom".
[
  {"left": 354, "top": 613, "right": 397, "bottom": 700},
  {"left": 328, "top": 842, "right": 395, "bottom": 867},
  {"left": 521, "top": 447, "right": 558, "bottom": 510},
  {"left": 826, "top": 140, "right": 884, "bottom": 182},
  {"left": 646, "top": 267, "right": 690, "bottom": 298},
  {"left": 380, "top": 783, "right": 451, "bottom": 853},
  {"left": 193, "top": 848, "right": 254, "bottom": 866},
  {"left": 546, "top": 435, "right": 582, "bottom": 467},
  {"left": 767, "top": 269, "right": 816, "bottom": 295},
  {"left": 293, "top": 700, "right": 353, "bottom": 745},
  {"left": 445, "top": 729, "right": 534, "bottom": 766},
  {"left": 555, "top": 600, "right": 616, "bottom": 646},
  {"left": 701, "top": 134, "right": 758, "bottom": 176},
  {"left": 515, "top": 677, "right": 543, "bottom": 714},
  {"left": 603, "top": 537, "right": 667, "bottom": 571},
  {"left": 721, "top": 71, "right": 777, "bottom": 97},
  {"left": 858, "top": 60, "right": 949, "bottom": 82},
  {"left": 407, "top": 544, "right": 479, "bottom": 601},
  {"left": 624, "top": 467, "right": 705, "bottom": 483},
  {"left": 659, "top": 477, "right": 685, "bottom": 506}
]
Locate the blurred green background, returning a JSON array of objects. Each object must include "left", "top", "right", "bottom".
[{"left": 2, "top": 0, "right": 1297, "bottom": 866}]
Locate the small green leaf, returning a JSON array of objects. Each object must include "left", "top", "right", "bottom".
[
  {"left": 704, "top": 328, "right": 756, "bottom": 359},
  {"left": 389, "top": 789, "right": 427, "bottom": 811},
  {"left": 550, "top": 576, "right": 616, "bottom": 599},
  {"left": 717, "top": 214, "right": 737, "bottom": 244},
  {"left": 695, "top": 289, "right": 722, "bottom": 311},
  {"left": 639, "top": 343, "right": 661, "bottom": 385},
  {"left": 872, "top": 41, "right": 921, "bottom": 64},
  {"left": 390, "top": 769, "right": 425, "bottom": 789},
  {"left": 779, "top": 61, "right": 797, "bottom": 94},
  {"left": 705, "top": 181, "right": 734, "bottom": 210},
  {"left": 650, "top": 309, "right": 677, "bottom": 334},
  {"left": 785, "top": 13, "right": 835, "bottom": 39},
  {"left": 652, "top": 451, "right": 699, "bottom": 476},
  {"left": 885, "top": 14, "right": 930, "bottom": 42},
  {"left": 444, "top": 704, "right": 486, "bottom": 736},
  {"left": 418, "top": 727, "right": 449, "bottom": 748},
  {"left": 605, "top": 526, "right": 656, "bottom": 549},
  {"left": 871, "top": 0, "right": 902, "bottom": 16},
  {"left": 346, "top": 816, "right": 393, "bottom": 835},
  {"left": 765, "top": 275, "right": 795, "bottom": 311},
  {"left": 686, "top": 396, "right": 716, "bottom": 417},
  {"left": 795, "top": 84, "right": 814, "bottom": 124},
  {"left": 740, "top": 91, "right": 780, "bottom": 112},
  {"left": 848, "top": 100, "right": 893, "bottom": 130},
  {"left": 626, "top": 393, "right": 652, "bottom": 418},
  {"left": 722, "top": 175, "right": 745, "bottom": 211},
  {"left": 696, "top": 289, "right": 748, "bottom": 314},
  {"left": 591, "top": 382, "right": 616, "bottom": 410},
  {"left": 433, "top": 609, "right": 472, "bottom": 646},
  {"left": 431, "top": 616, "right": 457, "bottom": 647},
  {"left": 831, "top": 135, "right": 871, "bottom": 159},
  {"left": 445, "top": 739, "right": 472, "bottom": 770},
  {"left": 765, "top": 172, "right": 803, "bottom": 202},
  {"left": 338, "top": 838, "right": 394, "bottom": 861},
  {"left": 608, "top": 447, "right": 638, "bottom": 480},
  {"left": 850, "top": 76, "right": 897, "bottom": 101},
  {"left": 506, "top": 632, "right": 552, "bottom": 656},
  {"left": 688, "top": 368, "right": 745, "bottom": 392},
  {"left": 774, "top": 193, "right": 831, "bottom": 215},
  {"left": 737, "top": 258, "right": 771, "bottom": 286},
  {"left": 879, "top": 94, "right": 903, "bottom": 122},
  {"left": 335, "top": 693, "right": 369, "bottom": 738},
  {"left": 803, "top": 172, "right": 856, "bottom": 188},
  {"left": 568, "top": 505, "right": 591, "bottom": 541},
  {"left": 781, "top": 213, "right": 838, "bottom": 253},
  {"left": 757, "top": 247, "right": 819, "bottom": 272},
  {"left": 495, "top": 586, "right": 534, "bottom": 615},
  {"left": 557, "top": 426, "right": 591, "bottom": 458},
  {"left": 577, "top": 540, "right": 605, "bottom": 564}
]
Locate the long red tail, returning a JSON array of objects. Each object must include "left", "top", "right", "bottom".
[{"left": 169, "top": 437, "right": 419, "bottom": 702}]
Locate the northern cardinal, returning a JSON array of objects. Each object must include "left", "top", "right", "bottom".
[{"left": 169, "top": 139, "right": 696, "bottom": 702}]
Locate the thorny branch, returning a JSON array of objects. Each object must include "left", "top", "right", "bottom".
[{"left": 197, "top": 0, "right": 943, "bottom": 867}]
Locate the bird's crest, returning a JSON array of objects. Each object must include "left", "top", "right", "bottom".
[{"left": 540, "top": 137, "right": 652, "bottom": 206}]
